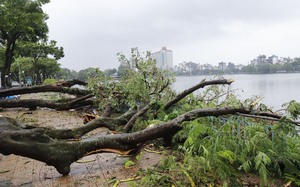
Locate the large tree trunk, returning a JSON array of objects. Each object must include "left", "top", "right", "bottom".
[
  {"left": 1, "top": 39, "right": 16, "bottom": 87},
  {"left": 0, "top": 105, "right": 291, "bottom": 175},
  {"left": 0, "top": 79, "right": 89, "bottom": 97},
  {"left": 1, "top": 78, "right": 295, "bottom": 176},
  {"left": 0, "top": 106, "right": 253, "bottom": 175},
  {"left": 0, "top": 97, "right": 93, "bottom": 110}
]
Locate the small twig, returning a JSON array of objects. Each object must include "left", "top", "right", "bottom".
[
  {"left": 237, "top": 113, "right": 300, "bottom": 126},
  {"left": 144, "top": 148, "right": 162, "bottom": 154},
  {"left": 76, "top": 158, "right": 96, "bottom": 163},
  {"left": 199, "top": 90, "right": 232, "bottom": 102},
  {"left": 67, "top": 93, "right": 93, "bottom": 106},
  {"left": 112, "top": 176, "right": 142, "bottom": 187}
]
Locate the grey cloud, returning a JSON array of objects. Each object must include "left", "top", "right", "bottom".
[{"left": 43, "top": 0, "right": 300, "bottom": 70}]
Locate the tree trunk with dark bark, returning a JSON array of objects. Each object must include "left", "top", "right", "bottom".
[
  {"left": 1, "top": 79, "right": 294, "bottom": 176},
  {"left": 0, "top": 80, "right": 92, "bottom": 110},
  {"left": 0, "top": 106, "right": 253, "bottom": 175}
]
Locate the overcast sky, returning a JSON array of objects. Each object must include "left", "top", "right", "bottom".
[{"left": 42, "top": 0, "right": 300, "bottom": 71}]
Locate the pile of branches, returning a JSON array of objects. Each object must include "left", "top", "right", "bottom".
[{"left": 0, "top": 79, "right": 296, "bottom": 175}]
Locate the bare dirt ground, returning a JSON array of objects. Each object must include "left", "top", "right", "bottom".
[{"left": 0, "top": 95, "right": 163, "bottom": 187}]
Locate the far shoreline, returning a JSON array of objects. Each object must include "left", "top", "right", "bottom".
[{"left": 175, "top": 71, "right": 300, "bottom": 77}]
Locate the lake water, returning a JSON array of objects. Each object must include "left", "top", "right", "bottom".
[{"left": 174, "top": 73, "right": 300, "bottom": 110}]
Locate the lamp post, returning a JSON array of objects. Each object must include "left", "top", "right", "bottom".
[
  {"left": 22, "top": 71, "right": 25, "bottom": 87},
  {"left": 18, "top": 62, "right": 22, "bottom": 86},
  {"left": 40, "top": 73, "right": 43, "bottom": 83},
  {"left": 34, "top": 74, "right": 37, "bottom": 85},
  {"left": 4, "top": 75, "right": 8, "bottom": 88}
]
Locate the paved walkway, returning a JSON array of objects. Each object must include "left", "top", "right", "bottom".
[
  {"left": 0, "top": 151, "right": 161, "bottom": 187},
  {"left": 0, "top": 108, "right": 163, "bottom": 187}
]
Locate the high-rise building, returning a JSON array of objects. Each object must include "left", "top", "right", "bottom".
[
  {"left": 218, "top": 62, "right": 227, "bottom": 70},
  {"left": 268, "top": 55, "right": 278, "bottom": 64},
  {"left": 150, "top": 47, "right": 173, "bottom": 69}
]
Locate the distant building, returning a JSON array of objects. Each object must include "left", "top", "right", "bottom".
[
  {"left": 250, "top": 59, "right": 258, "bottom": 66},
  {"left": 257, "top": 55, "right": 267, "bottom": 65},
  {"left": 218, "top": 62, "right": 227, "bottom": 70},
  {"left": 203, "top": 63, "right": 213, "bottom": 70},
  {"left": 227, "top": 62, "right": 235, "bottom": 71},
  {"left": 235, "top": 64, "right": 245, "bottom": 70},
  {"left": 151, "top": 47, "right": 173, "bottom": 69},
  {"left": 268, "top": 55, "right": 278, "bottom": 64}
]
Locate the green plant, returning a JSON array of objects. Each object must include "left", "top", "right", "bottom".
[
  {"left": 42, "top": 78, "right": 57, "bottom": 85},
  {"left": 87, "top": 48, "right": 175, "bottom": 111},
  {"left": 134, "top": 85, "right": 300, "bottom": 186},
  {"left": 124, "top": 160, "right": 135, "bottom": 169}
]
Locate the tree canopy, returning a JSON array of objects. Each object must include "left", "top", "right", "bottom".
[{"left": 0, "top": 0, "right": 52, "bottom": 86}]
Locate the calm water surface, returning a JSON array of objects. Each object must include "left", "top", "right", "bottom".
[{"left": 174, "top": 73, "right": 300, "bottom": 110}]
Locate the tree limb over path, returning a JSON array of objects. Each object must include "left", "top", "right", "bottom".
[
  {"left": 0, "top": 78, "right": 296, "bottom": 176},
  {"left": 163, "top": 79, "right": 234, "bottom": 110},
  {"left": 0, "top": 79, "right": 88, "bottom": 97},
  {"left": 0, "top": 106, "right": 252, "bottom": 175},
  {"left": 0, "top": 80, "right": 92, "bottom": 110}
]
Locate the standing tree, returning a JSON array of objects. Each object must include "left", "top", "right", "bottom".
[
  {"left": 0, "top": 0, "right": 50, "bottom": 87},
  {"left": 78, "top": 67, "right": 100, "bottom": 82},
  {"left": 56, "top": 68, "right": 78, "bottom": 80},
  {"left": 15, "top": 40, "right": 64, "bottom": 83}
]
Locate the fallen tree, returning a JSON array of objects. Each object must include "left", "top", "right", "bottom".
[
  {"left": 1, "top": 50, "right": 299, "bottom": 185},
  {"left": 0, "top": 78, "right": 297, "bottom": 175},
  {"left": 0, "top": 94, "right": 93, "bottom": 110},
  {"left": 0, "top": 105, "right": 282, "bottom": 175},
  {"left": 0, "top": 79, "right": 88, "bottom": 97},
  {"left": 0, "top": 79, "right": 93, "bottom": 110}
]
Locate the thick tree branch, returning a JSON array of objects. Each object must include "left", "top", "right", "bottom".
[
  {"left": 101, "top": 104, "right": 112, "bottom": 117},
  {"left": 0, "top": 106, "right": 252, "bottom": 175},
  {"left": 0, "top": 98, "right": 93, "bottom": 110},
  {"left": 163, "top": 79, "right": 234, "bottom": 110},
  {"left": 66, "top": 93, "right": 94, "bottom": 106},
  {"left": 0, "top": 81, "right": 89, "bottom": 98},
  {"left": 56, "top": 79, "right": 87, "bottom": 87},
  {"left": 25, "top": 107, "right": 137, "bottom": 140},
  {"left": 124, "top": 104, "right": 152, "bottom": 132}
]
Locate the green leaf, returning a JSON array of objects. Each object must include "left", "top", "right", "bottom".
[
  {"left": 218, "top": 150, "right": 236, "bottom": 164},
  {"left": 124, "top": 160, "right": 135, "bottom": 169}
]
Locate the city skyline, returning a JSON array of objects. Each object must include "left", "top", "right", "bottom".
[{"left": 43, "top": 0, "right": 300, "bottom": 71}]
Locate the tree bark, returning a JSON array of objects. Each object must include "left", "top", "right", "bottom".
[
  {"left": 0, "top": 80, "right": 89, "bottom": 97},
  {"left": 0, "top": 80, "right": 92, "bottom": 110},
  {"left": 0, "top": 98, "right": 93, "bottom": 110},
  {"left": 0, "top": 77, "right": 297, "bottom": 176},
  {"left": 163, "top": 79, "right": 234, "bottom": 110},
  {"left": 124, "top": 103, "right": 152, "bottom": 132},
  {"left": 0, "top": 106, "right": 251, "bottom": 175}
]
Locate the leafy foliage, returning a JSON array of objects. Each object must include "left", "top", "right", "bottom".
[
  {"left": 128, "top": 81, "right": 300, "bottom": 186},
  {"left": 88, "top": 48, "right": 175, "bottom": 111},
  {"left": 87, "top": 48, "right": 300, "bottom": 186},
  {"left": 0, "top": 0, "right": 51, "bottom": 86},
  {"left": 42, "top": 78, "right": 57, "bottom": 85},
  {"left": 283, "top": 100, "right": 300, "bottom": 120}
]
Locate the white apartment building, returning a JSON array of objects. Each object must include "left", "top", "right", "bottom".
[
  {"left": 268, "top": 55, "right": 278, "bottom": 64},
  {"left": 150, "top": 47, "right": 173, "bottom": 69}
]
